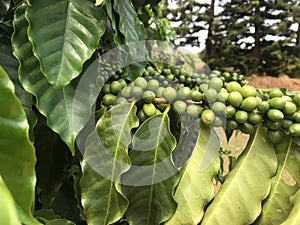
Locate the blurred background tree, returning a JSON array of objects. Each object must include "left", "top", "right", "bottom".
[{"left": 165, "top": 0, "right": 300, "bottom": 78}]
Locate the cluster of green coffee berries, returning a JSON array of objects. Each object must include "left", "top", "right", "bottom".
[
  {"left": 260, "top": 89, "right": 300, "bottom": 143},
  {"left": 96, "top": 63, "right": 300, "bottom": 143}
]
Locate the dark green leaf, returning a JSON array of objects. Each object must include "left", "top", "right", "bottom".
[
  {"left": 0, "top": 34, "right": 37, "bottom": 141},
  {"left": 105, "top": 0, "right": 123, "bottom": 45},
  {"left": 113, "top": 0, "right": 147, "bottom": 81},
  {"left": 12, "top": 3, "right": 99, "bottom": 154},
  {"left": 26, "top": 0, "right": 106, "bottom": 87},
  {"left": 113, "top": 0, "right": 145, "bottom": 42},
  {"left": 80, "top": 103, "right": 139, "bottom": 225},
  {"left": 0, "top": 0, "right": 10, "bottom": 21},
  {"left": 42, "top": 220, "right": 76, "bottom": 225},
  {"left": 34, "top": 209, "right": 60, "bottom": 220},
  {"left": 35, "top": 210, "right": 76, "bottom": 225},
  {"left": 0, "top": 66, "right": 40, "bottom": 225},
  {"left": 122, "top": 112, "right": 180, "bottom": 225}
]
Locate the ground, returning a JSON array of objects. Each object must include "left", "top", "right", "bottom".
[{"left": 248, "top": 75, "right": 300, "bottom": 91}]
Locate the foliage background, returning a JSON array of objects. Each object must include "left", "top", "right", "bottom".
[{"left": 0, "top": 0, "right": 299, "bottom": 225}]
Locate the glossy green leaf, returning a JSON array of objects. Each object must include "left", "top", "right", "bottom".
[
  {"left": 41, "top": 219, "right": 76, "bottom": 225},
  {"left": 34, "top": 209, "right": 60, "bottom": 220},
  {"left": 12, "top": 3, "right": 99, "bottom": 153},
  {"left": 113, "top": 0, "right": 146, "bottom": 81},
  {"left": 113, "top": 0, "right": 145, "bottom": 42},
  {"left": 0, "top": 34, "right": 37, "bottom": 141},
  {"left": 26, "top": 0, "right": 106, "bottom": 87},
  {"left": 80, "top": 103, "right": 139, "bottom": 225},
  {"left": 172, "top": 117, "right": 200, "bottom": 168},
  {"left": 0, "top": 67, "right": 40, "bottom": 225},
  {"left": 0, "top": 176, "right": 21, "bottom": 225},
  {"left": 255, "top": 137, "right": 300, "bottom": 224},
  {"left": 166, "top": 124, "right": 221, "bottom": 225},
  {"left": 105, "top": 0, "right": 123, "bottom": 45},
  {"left": 201, "top": 126, "right": 277, "bottom": 225},
  {"left": 122, "top": 112, "right": 180, "bottom": 225},
  {"left": 35, "top": 209, "right": 76, "bottom": 225},
  {"left": 281, "top": 190, "right": 300, "bottom": 225}
]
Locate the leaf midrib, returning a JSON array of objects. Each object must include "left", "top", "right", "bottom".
[
  {"left": 146, "top": 112, "right": 169, "bottom": 225},
  {"left": 57, "top": 0, "right": 71, "bottom": 86},
  {"left": 259, "top": 137, "right": 292, "bottom": 222},
  {"left": 105, "top": 103, "right": 134, "bottom": 222},
  {"left": 203, "top": 125, "right": 263, "bottom": 223}
]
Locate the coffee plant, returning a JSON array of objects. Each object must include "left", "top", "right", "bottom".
[{"left": 0, "top": 0, "right": 299, "bottom": 225}]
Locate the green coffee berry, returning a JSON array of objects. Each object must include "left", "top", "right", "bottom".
[
  {"left": 142, "top": 91, "right": 156, "bottom": 103},
  {"left": 190, "top": 90, "right": 203, "bottom": 101},
  {"left": 241, "top": 96, "right": 258, "bottom": 111},
  {"left": 225, "top": 105, "right": 236, "bottom": 118},
  {"left": 201, "top": 109, "right": 215, "bottom": 126},
  {"left": 134, "top": 77, "right": 147, "bottom": 90},
  {"left": 293, "top": 93, "right": 300, "bottom": 106},
  {"left": 226, "top": 81, "right": 241, "bottom": 93},
  {"left": 137, "top": 109, "right": 148, "bottom": 122},
  {"left": 131, "top": 86, "right": 144, "bottom": 98},
  {"left": 267, "top": 109, "right": 284, "bottom": 122},
  {"left": 228, "top": 91, "right": 243, "bottom": 108},
  {"left": 110, "top": 81, "right": 122, "bottom": 94},
  {"left": 268, "top": 130, "right": 283, "bottom": 143},
  {"left": 103, "top": 94, "right": 116, "bottom": 106},
  {"left": 162, "top": 87, "right": 177, "bottom": 102},
  {"left": 217, "top": 88, "right": 229, "bottom": 102},
  {"left": 102, "top": 84, "right": 111, "bottom": 94},
  {"left": 240, "top": 85, "right": 257, "bottom": 98},
  {"left": 226, "top": 119, "right": 239, "bottom": 130},
  {"left": 199, "top": 83, "right": 209, "bottom": 93},
  {"left": 211, "top": 102, "right": 226, "bottom": 115},
  {"left": 174, "top": 100, "right": 187, "bottom": 114},
  {"left": 204, "top": 88, "right": 218, "bottom": 103},
  {"left": 146, "top": 79, "right": 160, "bottom": 91},
  {"left": 248, "top": 111, "right": 262, "bottom": 125},
  {"left": 257, "top": 101, "right": 270, "bottom": 114},
  {"left": 209, "top": 77, "right": 223, "bottom": 92},
  {"left": 143, "top": 103, "right": 156, "bottom": 117},
  {"left": 235, "top": 110, "right": 248, "bottom": 123},
  {"left": 120, "top": 86, "right": 132, "bottom": 98},
  {"left": 269, "top": 97, "right": 285, "bottom": 109},
  {"left": 265, "top": 119, "right": 282, "bottom": 131},
  {"left": 239, "top": 122, "right": 255, "bottom": 134},
  {"left": 289, "top": 123, "right": 300, "bottom": 136},
  {"left": 187, "top": 104, "right": 203, "bottom": 117},
  {"left": 283, "top": 101, "right": 297, "bottom": 115},
  {"left": 156, "top": 103, "right": 168, "bottom": 112},
  {"left": 177, "top": 87, "right": 191, "bottom": 101},
  {"left": 269, "top": 89, "right": 283, "bottom": 98}
]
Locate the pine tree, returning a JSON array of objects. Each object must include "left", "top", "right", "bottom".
[
  {"left": 211, "top": 0, "right": 300, "bottom": 76},
  {"left": 166, "top": 0, "right": 211, "bottom": 48}
]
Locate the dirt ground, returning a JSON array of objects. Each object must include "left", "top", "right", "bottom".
[{"left": 248, "top": 75, "right": 300, "bottom": 91}]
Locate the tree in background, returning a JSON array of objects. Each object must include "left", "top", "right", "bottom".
[
  {"left": 165, "top": 0, "right": 210, "bottom": 48},
  {"left": 167, "top": 0, "right": 300, "bottom": 77}
]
